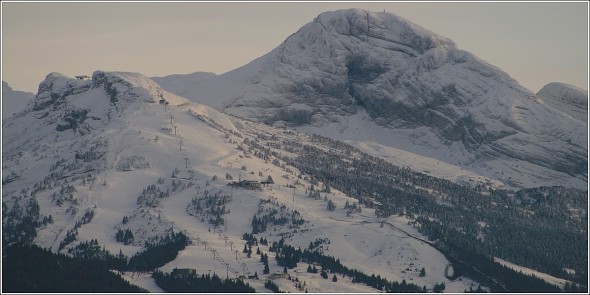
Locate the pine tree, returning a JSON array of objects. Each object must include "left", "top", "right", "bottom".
[
  {"left": 327, "top": 200, "right": 336, "bottom": 211},
  {"left": 263, "top": 261, "right": 270, "bottom": 274}
]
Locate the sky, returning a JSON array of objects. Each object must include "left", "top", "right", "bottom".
[{"left": 1, "top": 1, "right": 588, "bottom": 94}]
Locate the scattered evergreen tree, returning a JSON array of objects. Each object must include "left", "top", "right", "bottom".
[
  {"left": 264, "top": 280, "right": 281, "bottom": 293},
  {"left": 465, "top": 285, "right": 487, "bottom": 293},
  {"left": 263, "top": 261, "right": 270, "bottom": 275},
  {"left": 433, "top": 282, "right": 446, "bottom": 293},
  {"left": 115, "top": 229, "right": 134, "bottom": 245},
  {"left": 327, "top": 199, "right": 336, "bottom": 211}
]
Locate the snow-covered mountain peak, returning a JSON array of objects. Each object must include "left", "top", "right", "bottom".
[
  {"left": 185, "top": 8, "right": 533, "bottom": 127},
  {"left": 156, "top": 8, "right": 587, "bottom": 189},
  {"left": 314, "top": 8, "right": 456, "bottom": 53},
  {"left": 92, "top": 70, "right": 172, "bottom": 104},
  {"left": 4, "top": 70, "right": 236, "bottom": 153},
  {"left": 32, "top": 71, "right": 185, "bottom": 115}
]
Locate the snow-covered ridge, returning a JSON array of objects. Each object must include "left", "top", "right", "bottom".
[
  {"left": 315, "top": 8, "right": 456, "bottom": 54},
  {"left": 30, "top": 70, "right": 233, "bottom": 127},
  {"left": 3, "top": 70, "right": 236, "bottom": 162},
  {"left": 537, "top": 82, "right": 588, "bottom": 122}
]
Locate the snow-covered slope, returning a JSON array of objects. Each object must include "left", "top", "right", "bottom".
[
  {"left": 2, "top": 81, "right": 35, "bottom": 119},
  {"left": 2, "top": 71, "right": 480, "bottom": 292},
  {"left": 158, "top": 8, "right": 587, "bottom": 189},
  {"left": 537, "top": 82, "right": 588, "bottom": 123},
  {"left": 2, "top": 70, "right": 236, "bottom": 252},
  {"left": 151, "top": 72, "right": 216, "bottom": 100}
]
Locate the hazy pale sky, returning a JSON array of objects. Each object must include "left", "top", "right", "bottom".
[{"left": 2, "top": 1, "right": 588, "bottom": 94}]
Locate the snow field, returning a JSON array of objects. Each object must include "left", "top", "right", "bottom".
[{"left": 149, "top": 110, "right": 480, "bottom": 292}]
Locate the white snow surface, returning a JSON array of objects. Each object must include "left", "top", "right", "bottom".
[
  {"left": 151, "top": 72, "right": 217, "bottom": 99},
  {"left": 2, "top": 70, "right": 486, "bottom": 292}
]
